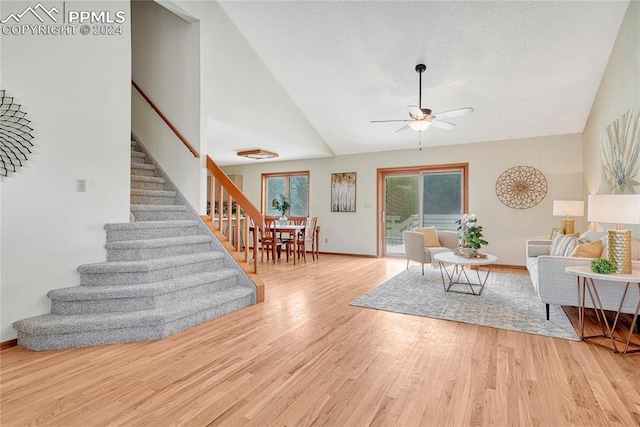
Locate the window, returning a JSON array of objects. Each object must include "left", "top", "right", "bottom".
[{"left": 262, "top": 171, "right": 310, "bottom": 217}]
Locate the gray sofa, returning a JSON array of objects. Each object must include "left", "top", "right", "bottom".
[{"left": 526, "top": 232, "right": 640, "bottom": 319}]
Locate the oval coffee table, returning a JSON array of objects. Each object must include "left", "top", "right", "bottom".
[{"left": 433, "top": 251, "right": 498, "bottom": 295}]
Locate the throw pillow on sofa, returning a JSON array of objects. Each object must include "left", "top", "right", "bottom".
[
  {"left": 415, "top": 227, "right": 440, "bottom": 247},
  {"left": 550, "top": 235, "right": 579, "bottom": 256},
  {"left": 569, "top": 239, "right": 602, "bottom": 258}
]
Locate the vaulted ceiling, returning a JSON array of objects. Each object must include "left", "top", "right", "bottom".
[{"left": 216, "top": 0, "right": 629, "bottom": 163}]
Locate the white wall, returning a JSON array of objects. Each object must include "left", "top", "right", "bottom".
[
  {"left": 583, "top": 1, "right": 639, "bottom": 237},
  {"left": 131, "top": 0, "right": 201, "bottom": 210},
  {"left": 0, "top": 0, "right": 131, "bottom": 341},
  {"left": 176, "top": 1, "right": 334, "bottom": 165},
  {"left": 223, "top": 133, "right": 584, "bottom": 266}
]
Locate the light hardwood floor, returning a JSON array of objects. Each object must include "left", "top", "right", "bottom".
[{"left": 1, "top": 255, "right": 639, "bottom": 426}]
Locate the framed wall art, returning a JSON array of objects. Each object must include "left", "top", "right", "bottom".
[
  {"left": 331, "top": 172, "right": 356, "bottom": 212},
  {"left": 600, "top": 107, "right": 640, "bottom": 194}
]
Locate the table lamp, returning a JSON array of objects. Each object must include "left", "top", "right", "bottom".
[
  {"left": 587, "top": 194, "right": 640, "bottom": 274},
  {"left": 553, "top": 200, "right": 584, "bottom": 235}
]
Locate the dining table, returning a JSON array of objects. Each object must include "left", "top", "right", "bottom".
[{"left": 247, "top": 223, "right": 304, "bottom": 264}]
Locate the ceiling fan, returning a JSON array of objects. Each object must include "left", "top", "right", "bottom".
[{"left": 371, "top": 64, "right": 474, "bottom": 134}]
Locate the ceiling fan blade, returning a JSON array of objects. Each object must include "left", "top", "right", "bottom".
[
  {"left": 430, "top": 120, "right": 456, "bottom": 130},
  {"left": 370, "top": 119, "right": 410, "bottom": 123},
  {"left": 433, "top": 107, "right": 474, "bottom": 120},
  {"left": 395, "top": 124, "right": 410, "bottom": 133},
  {"left": 407, "top": 105, "right": 424, "bottom": 119}
]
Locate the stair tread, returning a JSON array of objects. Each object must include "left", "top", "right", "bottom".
[
  {"left": 105, "top": 235, "right": 211, "bottom": 250},
  {"left": 49, "top": 270, "right": 238, "bottom": 301},
  {"left": 131, "top": 175, "right": 165, "bottom": 183},
  {"left": 130, "top": 204, "right": 187, "bottom": 212},
  {"left": 131, "top": 162, "right": 156, "bottom": 170},
  {"left": 131, "top": 189, "right": 176, "bottom": 197},
  {"left": 14, "top": 287, "right": 254, "bottom": 334},
  {"left": 105, "top": 220, "right": 199, "bottom": 231},
  {"left": 78, "top": 251, "right": 223, "bottom": 274}
]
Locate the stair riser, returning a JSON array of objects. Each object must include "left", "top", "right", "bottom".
[
  {"left": 131, "top": 167, "right": 156, "bottom": 177},
  {"left": 130, "top": 195, "right": 176, "bottom": 205},
  {"left": 131, "top": 152, "right": 146, "bottom": 161},
  {"left": 155, "top": 276, "right": 237, "bottom": 306},
  {"left": 80, "top": 258, "right": 224, "bottom": 286},
  {"left": 18, "top": 293, "right": 253, "bottom": 351},
  {"left": 51, "top": 276, "right": 237, "bottom": 315},
  {"left": 131, "top": 180, "right": 165, "bottom": 191},
  {"left": 132, "top": 210, "right": 189, "bottom": 221},
  {"left": 106, "top": 242, "right": 211, "bottom": 262},
  {"left": 106, "top": 226, "right": 199, "bottom": 242}
]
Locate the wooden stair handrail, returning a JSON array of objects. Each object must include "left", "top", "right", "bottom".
[
  {"left": 206, "top": 156, "right": 261, "bottom": 221},
  {"left": 132, "top": 80, "right": 199, "bottom": 158}
]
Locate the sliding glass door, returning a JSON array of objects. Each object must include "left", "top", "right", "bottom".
[
  {"left": 422, "top": 172, "right": 463, "bottom": 231},
  {"left": 384, "top": 175, "right": 420, "bottom": 255},
  {"left": 378, "top": 164, "right": 468, "bottom": 257}
]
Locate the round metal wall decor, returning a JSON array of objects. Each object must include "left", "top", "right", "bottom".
[
  {"left": 495, "top": 166, "right": 547, "bottom": 209},
  {"left": 0, "top": 90, "right": 34, "bottom": 177}
]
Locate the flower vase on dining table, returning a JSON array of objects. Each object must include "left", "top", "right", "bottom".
[{"left": 279, "top": 216, "right": 288, "bottom": 226}]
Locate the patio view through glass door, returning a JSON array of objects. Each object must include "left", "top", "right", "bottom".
[{"left": 379, "top": 165, "right": 468, "bottom": 257}]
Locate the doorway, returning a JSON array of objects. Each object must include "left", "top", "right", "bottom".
[{"left": 377, "top": 164, "right": 468, "bottom": 257}]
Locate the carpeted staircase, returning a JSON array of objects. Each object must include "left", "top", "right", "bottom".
[{"left": 13, "top": 138, "right": 256, "bottom": 351}]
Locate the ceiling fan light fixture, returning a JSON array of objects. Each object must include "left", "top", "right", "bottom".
[
  {"left": 237, "top": 149, "right": 279, "bottom": 160},
  {"left": 408, "top": 119, "right": 433, "bottom": 132}
]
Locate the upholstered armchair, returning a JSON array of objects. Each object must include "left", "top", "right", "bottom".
[{"left": 402, "top": 230, "right": 458, "bottom": 275}]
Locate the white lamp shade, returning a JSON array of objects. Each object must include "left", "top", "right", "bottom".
[
  {"left": 552, "top": 200, "right": 584, "bottom": 217},
  {"left": 587, "top": 194, "right": 640, "bottom": 224}
]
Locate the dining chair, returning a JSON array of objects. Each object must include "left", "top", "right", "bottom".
[
  {"left": 296, "top": 216, "right": 318, "bottom": 262},
  {"left": 260, "top": 217, "right": 281, "bottom": 263},
  {"left": 278, "top": 216, "right": 304, "bottom": 259}
]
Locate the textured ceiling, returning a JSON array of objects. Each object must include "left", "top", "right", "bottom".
[{"left": 217, "top": 0, "right": 629, "bottom": 161}]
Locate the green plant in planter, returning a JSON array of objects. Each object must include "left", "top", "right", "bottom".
[
  {"left": 590, "top": 258, "right": 618, "bottom": 274},
  {"left": 271, "top": 194, "right": 290, "bottom": 218},
  {"left": 455, "top": 213, "right": 488, "bottom": 251}
]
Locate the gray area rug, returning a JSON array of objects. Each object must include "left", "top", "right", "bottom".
[{"left": 352, "top": 266, "right": 579, "bottom": 341}]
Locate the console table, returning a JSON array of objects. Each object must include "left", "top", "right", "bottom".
[{"left": 565, "top": 266, "right": 640, "bottom": 355}]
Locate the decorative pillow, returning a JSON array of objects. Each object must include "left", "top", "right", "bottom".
[
  {"left": 415, "top": 227, "right": 440, "bottom": 247},
  {"left": 569, "top": 240, "right": 602, "bottom": 258},
  {"left": 550, "top": 235, "right": 578, "bottom": 256}
]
